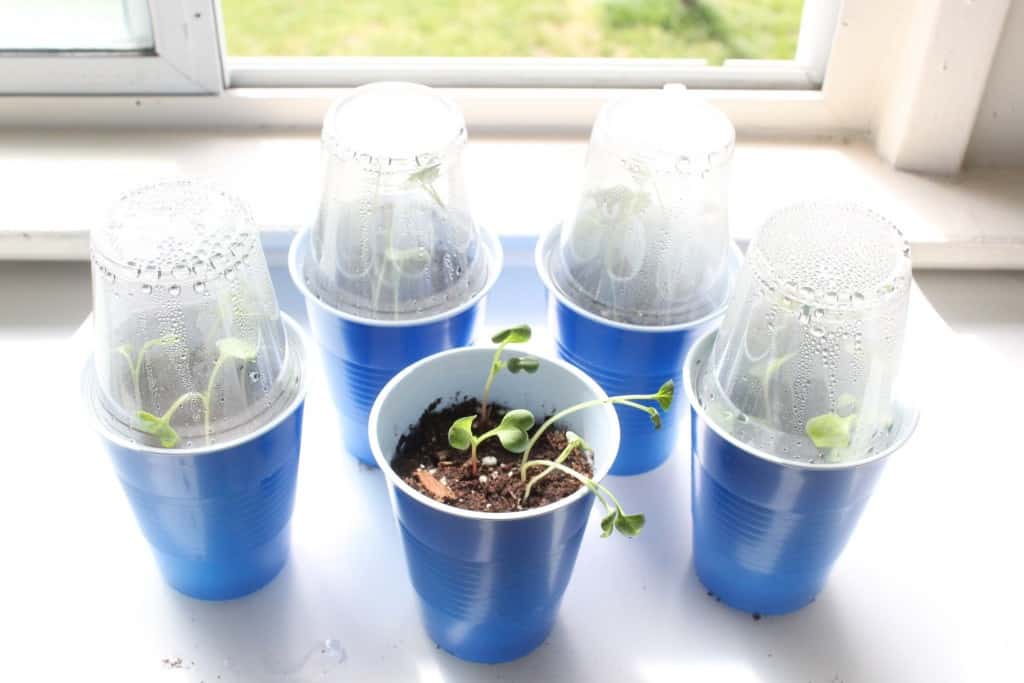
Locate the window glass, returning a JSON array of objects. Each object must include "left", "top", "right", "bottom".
[
  {"left": 0, "top": 0, "right": 154, "bottom": 51},
  {"left": 221, "top": 0, "right": 804, "bottom": 63}
]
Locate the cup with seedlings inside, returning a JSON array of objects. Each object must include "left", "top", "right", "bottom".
[
  {"left": 369, "top": 325, "right": 673, "bottom": 663},
  {"left": 82, "top": 181, "right": 308, "bottom": 600},
  {"left": 291, "top": 82, "right": 501, "bottom": 466},
  {"left": 684, "top": 201, "right": 919, "bottom": 615},
  {"left": 536, "top": 85, "right": 741, "bottom": 475}
]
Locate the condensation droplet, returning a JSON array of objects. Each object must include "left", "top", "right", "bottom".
[{"left": 169, "top": 284, "right": 181, "bottom": 296}]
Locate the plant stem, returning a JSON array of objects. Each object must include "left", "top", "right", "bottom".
[
  {"left": 117, "top": 346, "right": 142, "bottom": 408},
  {"left": 521, "top": 459, "right": 609, "bottom": 508},
  {"left": 419, "top": 179, "right": 444, "bottom": 209},
  {"left": 203, "top": 353, "right": 230, "bottom": 445},
  {"left": 521, "top": 440, "right": 579, "bottom": 501},
  {"left": 480, "top": 342, "right": 509, "bottom": 422},
  {"left": 469, "top": 439, "right": 479, "bottom": 476},
  {"left": 161, "top": 391, "right": 205, "bottom": 424},
  {"left": 519, "top": 393, "right": 661, "bottom": 479}
]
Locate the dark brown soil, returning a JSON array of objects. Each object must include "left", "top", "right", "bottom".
[{"left": 391, "top": 397, "right": 593, "bottom": 512}]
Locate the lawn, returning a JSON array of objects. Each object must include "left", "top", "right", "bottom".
[{"left": 220, "top": 0, "right": 804, "bottom": 64}]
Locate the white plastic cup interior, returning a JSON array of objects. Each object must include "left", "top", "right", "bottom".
[
  {"left": 90, "top": 180, "right": 296, "bottom": 449},
  {"left": 700, "top": 201, "right": 913, "bottom": 464},
  {"left": 554, "top": 86, "right": 735, "bottom": 326},
  {"left": 369, "top": 347, "right": 620, "bottom": 519},
  {"left": 308, "top": 81, "right": 489, "bottom": 321}
]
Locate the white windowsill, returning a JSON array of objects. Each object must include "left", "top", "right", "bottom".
[{"left": 1, "top": 129, "right": 1022, "bottom": 269}]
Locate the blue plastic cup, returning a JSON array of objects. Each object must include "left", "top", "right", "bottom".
[
  {"left": 84, "top": 315, "right": 308, "bottom": 601},
  {"left": 369, "top": 346, "right": 620, "bottom": 663},
  {"left": 684, "top": 330, "right": 918, "bottom": 615},
  {"left": 536, "top": 225, "right": 740, "bottom": 475},
  {"left": 290, "top": 227, "right": 502, "bottom": 466}
]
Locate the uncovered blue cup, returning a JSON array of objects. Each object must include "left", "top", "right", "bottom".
[
  {"left": 369, "top": 346, "right": 620, "bottom": 663},
  {"left": 290, "top": 227, "right": 502, "bottom": 466},
  {"left": 536, "top": 225, "right": 740, "bottom": 475},
  {"left": 84, "top": 315, "right": 308, "bottom": 601},
  {"left": 684, "top": 330, "right": 919, "bottom": 615}
]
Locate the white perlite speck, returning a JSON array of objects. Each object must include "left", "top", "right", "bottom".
[
  {"left": 481, "top": 456, "right": 498, "bottom": 467},
  {"left": 479, "top": 475, "right": 488, "bottom": 483}
]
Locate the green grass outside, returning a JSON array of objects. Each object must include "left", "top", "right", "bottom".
[{"left": 220, "top": 0, "right": 804, "bottom": 64}]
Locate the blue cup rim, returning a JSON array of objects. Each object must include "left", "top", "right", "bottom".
[
  {"left": 534, "top": 223, "right": 742, "bottom": 334},
  {"left": 684, "top": 328, "right": 920, "bottom": 471},
  {"left": 83, "top": 313, "right": 309, "bottom": 457},
  {"left": 368, "top": 345, "right": 620, "bottom": 522},
  {"left": 288, "top": 225, "right": 504, "bottom": 328}
]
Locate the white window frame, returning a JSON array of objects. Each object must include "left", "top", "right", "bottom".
[
  {"left": 0, "top": 0, "right": 223, "bottom": 94},
  {"left": 0, "top": 0, "right": 1014, "bottom": 176}
]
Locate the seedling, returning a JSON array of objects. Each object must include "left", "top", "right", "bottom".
[
  {"left": 518, "top": 379, "right": 675, "bottom": 478},
  {"left": 115, "top": 334, "right": 179, "bottom": 407},
  {"left": 521, "top": 431, "right": 643, "bottom": 538},
  {"left": 805, "top": 412, "right": 855, "bottom": 449},
  {"left": 369, "top": 164, "right": 442, "bottom": 316},
  {"left": 522, "top": 430, "right": 588, "bottom": 500},
  {"left": 522, "top": 457, "right": 645, "bottom": 538},
  {"left": 806, "top": 393, "right": 860, "bottom": 461},
  {"left": 135, "top": 336, "right": 258, "bottom": 448},
  {"left": 448, "top": 408, "right": 535, "bottom": 476},
  {"left": 407, "top": 163, "right": 445, "bottom": 209},
  {"left": 481, "top": 324, "right": 539, "bottom": 422},
  {"left": 443, "top": 351, "right": 668, "bottom": 537},
  {"left": 754, "top": 352, "right": 793, "bottom": 419}
]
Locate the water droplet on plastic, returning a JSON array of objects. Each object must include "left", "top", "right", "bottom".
[
  {"left": 141, "top": 284, "right": 153, "bottom": 295},
  {"left": 169, "top": 284, "right": 181, "bottom": 296},
  {"left": 193, "top": 281, "right": 206, "bottom": 294},
  {"left": 249, "top": 370, "right": 260, "bottom": 382}
]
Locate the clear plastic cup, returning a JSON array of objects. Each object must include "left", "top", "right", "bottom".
[
  {"left": 554, "top": 85, "right": 734, "bottom": 326},
  {"left": 307, "top": 82, "right": 489, "bottom": 320},
  {"left": 91, "top": 180, "right": 298, "bottom": 449},
  {"left": 699, "top": 201, "right": 912, "bottom": 463}
]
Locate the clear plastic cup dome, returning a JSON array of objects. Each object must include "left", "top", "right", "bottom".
[
  {"left": 90, "top": 180, "right": 298, "bottom": 449},
  {"left": 699, "top": 201, "right": 912, "bottom": 464},
  {"left": 307, "top": 82, "right": 489, "bottom": 320},
  {"left": 554, "top": 86, "right": 734, "bottom": 326}
]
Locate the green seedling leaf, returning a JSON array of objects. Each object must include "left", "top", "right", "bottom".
[
  {"left": 494, "top": 408, "right": 535, "bottom": 453},
  {"left": 448, "top": 415, "right": 476, "bottom": 450},
  {"left": 656, "top": 380, "right": 675, "bottom": 410},
  {"left": 805, "top": 412, "right": 856, "bottom": 449},
  {"left": 137, "top": 411, "right": 179, "bottom": 448},
  {"left": 216, "top": 337, "right": 258, "bottom": 362},
  {"left": 600, "top": 510, "right": 618, "bottom": 538},
  {"left": 491, "top": 324, "right": 531, "bottom": 344},
  {"left": 506, "top": 356, "right": 540, "bottom": 374},
  {"left": 500, "top": 408, "right": 535, "bottom": 431},
  {"left": 408, "top": 164, "right": 440, "bottom": 184},
  {"left": 615, "top": 512, "right": 646, "bottom": 537}
]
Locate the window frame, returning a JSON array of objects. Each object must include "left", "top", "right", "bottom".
[
  {"left": 0, "top": 0, "right": 1013, "bottom": 176},
  {"left": 0, "top": 0, "right": 224, "bottom": 94}
]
